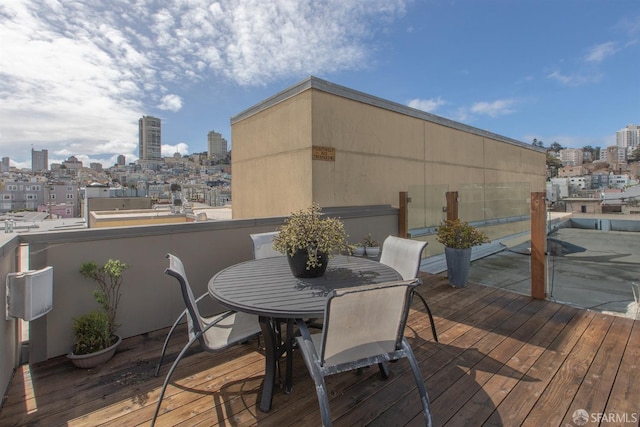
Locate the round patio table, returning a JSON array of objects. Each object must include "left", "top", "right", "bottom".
[{"left": 208, "top": 255, "right": 401, "bottom": 412}]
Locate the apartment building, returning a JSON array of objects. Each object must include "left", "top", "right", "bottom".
[
  {"left": 558, "top": 165, "right": 584, "bottom": 177},
  {"left": 0, "top": 182, "right": 79, "bottom": 216},
  {"left": 617, "top": 124, "right": 640, "bottom": 157},
  {"left": 61, "top": 156, "right": 83, "bottom": 171},
  {"left": 559, "top": 148, "right": 584, "bottom": 166},
  {"left": 207, "top": 130, "right": 228, "bottom": 158},
  {"left": 138, "top": 115, "right": 162, "bottom": 161},
  {"left": 31, "top": 148, "right": 48, "bottom": 172}
]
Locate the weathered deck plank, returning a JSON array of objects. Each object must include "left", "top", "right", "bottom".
[
  {"left": 442, "top": 303, "right": 579, "bottom": 426},
  {"left": 483, "top": 308, "right": 597, "bottom": 426},
  {"left": 560, "top": 315, "right": 634, "bottom": 426}
]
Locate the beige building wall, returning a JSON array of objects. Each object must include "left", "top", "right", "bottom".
[
  {"left": 83, "top": 197, "right": 153, "bottom": 222},
  {"left": 88, "top": 210, "right": 188, "bottom": 228},
  {"left": 232, "top": 90, "right": 314, "bottom": 218},
  {"left": 232, "top": 77, "right": 546, "bottom": 220}
]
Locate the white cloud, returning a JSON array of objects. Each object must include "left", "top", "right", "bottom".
[
  {"left": 159, "top": 94, "right": 183, "bottom": 112},
  {"left": 547, "top": 70, "right": 601, "bottom": 87},
  {"left": 450, "top": 107, "right": 469, "bottom": 123},
  {"left": 616, "top": 13, "right": 640, "bottom": 37},
  {"left": 449, "top": 98, "right": 517, "bottom": 122},
  {"left": 585, "top": 42, "right": 618, "bottom": 62},
  {"left": 470, "top": 99, "right": 517, "bottom": 118},
  {"left": 407, "top": 97, "right": 446, "bottom": 113},
  {"left": 0, "top": 0, "right": 409, "bottom": 164},
  {"left": 163, "top": 143, "right": 190, "bottom": 156}
]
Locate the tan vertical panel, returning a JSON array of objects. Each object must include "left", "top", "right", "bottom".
[
  {"left": 446, "top": 191, "right": 458, "bottom": 221},
  {"left": 530, "top": 192, "right": 546, "bottom": 299},
  {"left": 399, "top": 192, "right": 408, "bottom": 238}
]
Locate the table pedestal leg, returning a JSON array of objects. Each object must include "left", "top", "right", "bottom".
[
  {"left": 258, "top": 317, "right": 297, "bottom": 411},
  {"left": 285, "top": 319, "right": 293, "bottom": 394},
  {"left": 259, "top": 316, "right": 277, "bottom": 412}
]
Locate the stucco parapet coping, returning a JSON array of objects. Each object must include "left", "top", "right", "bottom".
[
  {"left": 321, "top": 205, "right": 398, "bottom": 219},
  {"left": 0, "top": 234, "right": 20, "bottom": 257},
  {"left": 231, "top": 76, "right": 545, "bottom": 154},
  {"left": 15, "top": 205, "right": 396, "bottom": 246}
]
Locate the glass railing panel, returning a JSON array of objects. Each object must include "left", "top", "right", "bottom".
[
  {"left": 459, "top": 182, "right": 530, "bottom": 223},
  {"left": 407, "top": 185, "right": 448, "bottom": 232}
]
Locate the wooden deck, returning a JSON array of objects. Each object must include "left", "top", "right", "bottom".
[{"left": 2, "top": 274, "right": 638, "bottom": 426}]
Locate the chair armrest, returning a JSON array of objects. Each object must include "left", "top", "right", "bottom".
[
  {"left": 296, "top": 318, "right": 314, "bottom": 342},
  {"left": 295, "top": 319, "right": 323, "bottom": 367}
]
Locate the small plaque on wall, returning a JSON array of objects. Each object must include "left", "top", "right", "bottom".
[{"left": 312, "top": 146, "right": 335, "bottom": 161}]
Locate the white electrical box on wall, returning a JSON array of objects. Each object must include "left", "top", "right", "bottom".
[{"left": 6, "top": 266, "right": 54, "bottom": 321}]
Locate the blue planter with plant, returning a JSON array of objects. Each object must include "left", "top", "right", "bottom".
[{"left": 436, "top": 219, "right": 490, "bottom": 288}]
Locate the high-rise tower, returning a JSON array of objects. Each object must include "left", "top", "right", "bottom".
[
  {"left": 139, "top": 116, "right": 162, "bottom": 161},
  {"left": 207, "top": 130, "right": 228, "bottom": 158},
  {"left": 616, "top": 125, "right": 640, "bottom": 159},
  {"left": 31, "top": 148, "right": 48, "bottom": 172}
]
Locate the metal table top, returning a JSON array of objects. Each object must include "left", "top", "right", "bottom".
[{"left": 208, "top": 255, "right": 401, "bottom": 318}]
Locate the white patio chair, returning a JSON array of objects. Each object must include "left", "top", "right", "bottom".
[
  {"left": 152, "top": 254, "right": 261, "bottom": 426},
  {"left": 250, "top": 231, "right": 282, "bottom": 259},
  {"left": 295, "top": 279, "right": 433, "bottom": 427},
  {"left": 380, "top": 235, "right": 438, "bottom": 342}
]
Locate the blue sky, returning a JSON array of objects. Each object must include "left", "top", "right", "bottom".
[{"left": 1, "top": 0, "right": 638, "bottom": 169}]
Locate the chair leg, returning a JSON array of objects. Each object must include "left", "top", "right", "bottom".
[
  {"left": 313, "top": 373, "right": 332, "bottom": 427},
  {"left": 413, "top": 291, "right": 438, "bottom": 342},
  {"left": 155, "top": 292, "right": 208, "bottom": 377},
  {"left": 296, "top": 343, "right": 332, "bottom": 425},
  {"left": 378, "top": 362, "right": 390, "bottom": 379},
  {"left": 155, "top": 309, "right": 187, "bottom": 377},
  {"left": 401, "top": 337, "right": 433, "bottom": 427},
  {"left": 151, "top": 335, "right": 200, "bottom": 426}
]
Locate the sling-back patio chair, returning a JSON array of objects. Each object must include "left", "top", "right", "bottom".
[
  {"left": 250, "top": 231, "right": 282, "bottom": 259},
  {"left": 152, "top": 254, "right": 261, "bottom": 426},
  {"left": 380, "top": 235, "right": 438, "bottom": 342},
  {"left": 295, "top": 279, "right": 433, "bottom": 427}
]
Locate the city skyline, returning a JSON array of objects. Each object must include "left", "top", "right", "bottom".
[{"left": 1, "top": 1, "right": 638, "bottom": 169}]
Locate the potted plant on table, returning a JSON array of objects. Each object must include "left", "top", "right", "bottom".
[
  {"left": 67, "top": 259, "right": 129, "bottom": 368},
  {"left": 436, "top": 219, "right": 490, "bottom": 288},
  {"left": 273, "top": 204, "right": 350, "bottom": 278},
  {"left": 350, "top": 241, "right": 366, "bottom": 256},
  {"left": 362, "top": 234, "right": 380, "bottom": 258}
]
